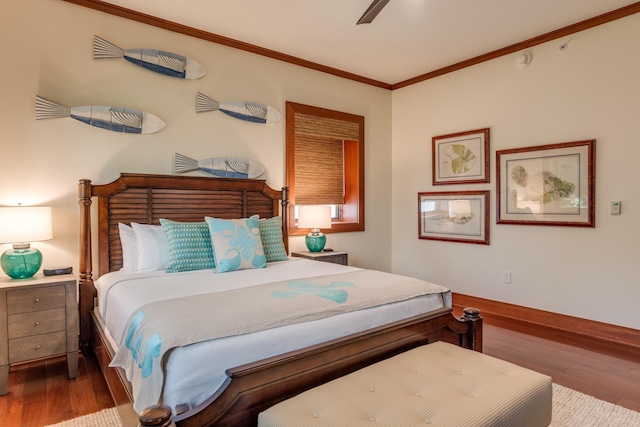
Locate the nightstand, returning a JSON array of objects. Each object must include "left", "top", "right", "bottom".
[
  {"left": 0, "top": 274, "right": 78, "bottom": 395},
  {"left": 291, "top": 251, "right": 348, "bottom": 266}
]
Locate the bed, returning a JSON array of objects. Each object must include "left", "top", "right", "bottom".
[{"left": 78, "top": 173, "right": 482, "bottom": 427}]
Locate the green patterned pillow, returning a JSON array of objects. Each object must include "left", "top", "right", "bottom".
[
  {"left": 259, "top": 216, "right": 288, "bottom": 262},
  {"left": 159, "top": 219, "right": 216, "bottom": 273},
  {"left": 205, "top": 215, "right": 267, "bottom": 273}
]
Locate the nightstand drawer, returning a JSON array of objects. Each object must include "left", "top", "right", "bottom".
[
  {"left": 9, "top": 331, "right": 67, "bottom": 363},
  {"left": 8, "top": 308, "right": 66, "bottom": 339},
  {"left": 7, "top": 285, "right": 65, "bottom": 315}
]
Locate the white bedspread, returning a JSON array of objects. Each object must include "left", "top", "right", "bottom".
[{"left": 95, "top": 258, "right": 450, "bottom": 416}]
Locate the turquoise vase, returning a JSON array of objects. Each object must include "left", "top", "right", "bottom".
[
  {"left": 1, "top": 245, "right": 42, "bottom": 279},
  {"left": 305, "top": 233, "right": 326, "bottom": 252}
]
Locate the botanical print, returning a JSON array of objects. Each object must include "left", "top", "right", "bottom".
[
  {"left": 506, "top": 154, "right": 580, "bottom": 216},
  {"left": 438, "top": 137, "right": 481, "bottom": 179},
  {"left": 497, "top": 140, "right": 594, "bottom": 227},
  {"left": 433, "top": 128, "right": 489, "bottom": 185}
]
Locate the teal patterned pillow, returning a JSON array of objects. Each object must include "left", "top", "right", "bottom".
[
  {"left": 205, "top": 215, "right": 267, "bottom": 273},
  {"left": 159, "top": 219, "right": 216, "bottom": 273},
  {"left": 259, "top": 216, "right": 288, "bottom": 262}
]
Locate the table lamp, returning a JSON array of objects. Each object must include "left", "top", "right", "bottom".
[
  {"left": 297, "top": 205, "right": 332, "bottom": 252},
  {"left": 0, "top": 206, "right": 53, "bottom": 279}
]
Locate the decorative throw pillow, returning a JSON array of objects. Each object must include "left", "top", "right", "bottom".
[
  {"left": 118, "top": 223, "right": 138, "bottom": 271},
  {"left": 205, "top": 215, "right": 267, "bottom": 273},
  {"left": 160, "top": 219, "right": 215, "bottom": 273},
  {"left": 259, "top": 216, "right": 288, "bottom": 262},
  {"left": 131, "top": 222, "right": 170, "bottom": 272}
]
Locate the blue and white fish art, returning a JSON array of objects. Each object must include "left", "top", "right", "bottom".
[
  {"left": 196, "top": 92, "right": 282, "bottom": 124},
  {"left": 35, "top": 95, "right": 165, "bottom": 134},
  {"left": 93, "top": 35, "right": 206, "bottom": 80},
  {"left": 174, "top": 153, "right": 266, "bottom": 179}
]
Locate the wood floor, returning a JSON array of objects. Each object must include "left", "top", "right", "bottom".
[
  {"left": 481, "top": 318, "right": 640, "bottom": 413},
  {"left": 1, "top": 317, "right": 639, "bottom": 426}
]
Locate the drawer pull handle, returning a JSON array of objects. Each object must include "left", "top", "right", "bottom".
[
  {"left": 35, "top": 345, "right": 41, "bottom": 350},
  {"left": 34, "top": 321, "right": 41, "bottom": 326},
  {"left": 34, "top": 298, "right": 40, "bottom": 303}
]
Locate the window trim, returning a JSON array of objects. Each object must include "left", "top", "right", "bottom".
[{"left": 286, "top": 101, "right": 364, "bottom": 236}]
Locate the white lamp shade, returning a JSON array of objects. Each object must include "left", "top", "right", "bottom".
[
  {"left": 0, "top": 206, "right": 53, "bottom": 244},
  {"left": 297, "top": 205, "right": 332, "bottom": 229}
]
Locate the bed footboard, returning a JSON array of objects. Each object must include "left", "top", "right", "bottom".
[{"left": 137, "top": 307, "right": 481, "bottom": 427}]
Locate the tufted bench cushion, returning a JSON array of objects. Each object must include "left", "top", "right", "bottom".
[{"left": 258, "top": 341, "right": 552, "bottom": 426}]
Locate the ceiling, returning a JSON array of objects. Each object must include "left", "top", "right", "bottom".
[{"left": 73, "top": 0, "right": 639, "bottom": 88}]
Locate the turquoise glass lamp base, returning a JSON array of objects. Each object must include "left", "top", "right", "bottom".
[
  {"left": 305, "top": 233, "right": 326, "bottom": 252},
  {"left": 1, "top": 246, "right": 43, "bottom": 279}
]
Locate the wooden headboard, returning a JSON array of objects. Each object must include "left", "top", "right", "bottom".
[{"left": 78, "top": 173, "right": 289, "bottom": 342}]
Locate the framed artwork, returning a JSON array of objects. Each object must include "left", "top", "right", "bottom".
[
  {"left": 496, "top": 140, "right": 595, "bottom": 227},
  {"left": 418, "top": 191, "right": 490, "bottom": 245},
  {"left": 432, "top": 128, "right": 490, "bottom": 185}
]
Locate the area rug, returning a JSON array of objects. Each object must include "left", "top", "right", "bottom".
[
  {"left": 550, "top": 383, "right": 640, "bottom": 426},
  {"left": 46, "top": 384, "right": 639, "bottom": 426},
  {"left": 44, "top": 408, "right": 122, "bottom": 427}
]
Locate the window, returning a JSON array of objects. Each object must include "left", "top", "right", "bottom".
[{"left": 286, "top": 102, "right": 364, "bottom": 236}]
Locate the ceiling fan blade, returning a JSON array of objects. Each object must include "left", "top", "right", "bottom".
[{"left": 356, "top": 0, "right": 391, "bottom": 25}]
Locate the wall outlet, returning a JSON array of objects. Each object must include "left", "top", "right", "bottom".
[{"left": 503, "top": 271, "right": 512, "bottom": 284}]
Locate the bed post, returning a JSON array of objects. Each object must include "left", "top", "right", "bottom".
[
  {"left": 281, "top": 187, "right": 289, "bottom": 254},
  {"left": 78, "top": 179, "right": 94, "bottom": 349},
  {"left": 461, "top": 307, "right": 483, "bottom": 352}
]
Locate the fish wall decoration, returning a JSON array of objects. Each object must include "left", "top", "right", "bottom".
[
  {"left": 196, "top": 92, "right": 282, "bottom": 124},
  {"left": 93, "top": 35, "right": 206, "bottom": 80},
  {"left": 35, "top": 95, "right": 165, "bottom": 134},
  {"left": 174, "top": 153, "right": 266, "bottom": 179}
]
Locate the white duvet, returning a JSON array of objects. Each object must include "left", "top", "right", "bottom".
[{"left": 95, "top": 258, "right": 450, "bottom": 418}]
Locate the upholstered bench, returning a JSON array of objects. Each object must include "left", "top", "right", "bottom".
[{"left": 258, "top": 341, "right": 552, "bottom": 426}]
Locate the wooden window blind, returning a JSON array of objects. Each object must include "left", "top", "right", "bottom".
[
  {"left": 294, "top": 112, "right": 359, "bottom": 205},
  {"left": 286, "top": 101, "right": 365, "bottom": 235}
]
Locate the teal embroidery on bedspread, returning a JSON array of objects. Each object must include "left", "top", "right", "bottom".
[
  {"left": 271, "top": 280, "right": 355, "bottom": 304},
  {"left": 124, "top": 311, "right": 163, "bottom": 378}
]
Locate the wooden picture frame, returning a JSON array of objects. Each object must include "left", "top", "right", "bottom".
[
  {"left": 496, "top": 140, "right": 595, "bottom": 227},
  {"left": 432, "top": 128, "right": 490, "bottom": 185},
  {"left": 418, "top": 191, "right": 490, "bottom": 245}
]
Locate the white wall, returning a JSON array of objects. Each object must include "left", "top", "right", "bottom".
[
  {"left": 0, "top": 0, "right": 392, "bottom": 275},
  {"left": 391, "top": 14, "right": 640, "bottom": 329}
]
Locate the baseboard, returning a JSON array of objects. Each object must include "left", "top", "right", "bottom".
[{"left": 452, "top": 293, "right": 640, "bottom": 358}]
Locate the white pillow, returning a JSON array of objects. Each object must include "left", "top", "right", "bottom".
[
  {"left": 118, "top": 223, "right": 138, "bottom": 271},
  {"left": 131, "top": 222, "right": 170, "bottom": 272}
]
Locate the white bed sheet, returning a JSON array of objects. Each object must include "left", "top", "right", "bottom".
[{"left": 95, "top": 258, "right": 449, "bottom": 416}]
